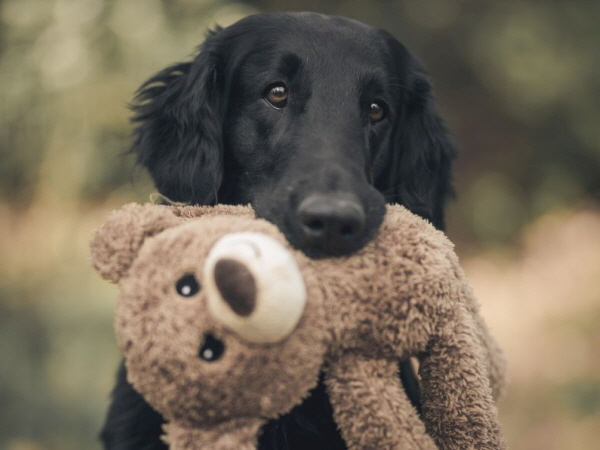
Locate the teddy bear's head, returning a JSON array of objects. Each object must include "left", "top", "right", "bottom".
[{"left": 91, "top": 204, "right": 327, "bottom": 428}]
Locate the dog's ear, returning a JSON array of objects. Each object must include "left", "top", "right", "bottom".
[
  {"left": 131, "top": 28, "right": 226, "bottom": 205},
  {"left": 91, "top": 204, "right": 182, "bottom": 283},
  {"left": 374, "top": 34, "right": 456, "bottom": 230}
]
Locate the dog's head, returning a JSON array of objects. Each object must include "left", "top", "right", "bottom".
[{"left": 131, "top": 12, "right": 455, "bottom": 257}]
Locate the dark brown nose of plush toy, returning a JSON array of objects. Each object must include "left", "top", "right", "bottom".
[{"left": 213, "top": 258, "right": 257, "bottom": 317}]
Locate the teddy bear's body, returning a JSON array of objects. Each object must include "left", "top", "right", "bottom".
[
  {"left": 303, "top": 207, "right": 505, "bottom": 449},
  {"left": 91, "top": 203, "right": 506, "bottom": 450}
]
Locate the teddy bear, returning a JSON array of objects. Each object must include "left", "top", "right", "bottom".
[{"left": 91, "top": 202, "right": 506, "bottom": 450}]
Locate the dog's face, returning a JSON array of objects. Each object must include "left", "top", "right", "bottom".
[
  {"left": 219, "top": 15, "right": 394, "bottom": 256},
  {"left": 132, "top": 13, "right": 455, "bottom": 257}
]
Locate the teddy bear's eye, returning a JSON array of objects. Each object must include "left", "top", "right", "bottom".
[
  {"left": 176, "top": 274, "right": 200, "bottom": 297},
  {"left": 199, "top": 333, "right": 225, "bottom": 362}
]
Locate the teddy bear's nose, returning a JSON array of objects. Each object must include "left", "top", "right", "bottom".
[{"left": 213, "top": 258, "right": 257, "bottom": 317}]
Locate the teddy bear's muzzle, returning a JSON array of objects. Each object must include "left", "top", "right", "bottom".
[{"left": 203, "top": 232, "right": 307, "bottom": 344}]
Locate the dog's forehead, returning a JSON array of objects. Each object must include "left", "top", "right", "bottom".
[{"left": 225, "top": 13, "right": 386, "bottom": 67}]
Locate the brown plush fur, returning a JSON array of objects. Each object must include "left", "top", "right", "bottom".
[{"left": 91, "top": 203, "right": 506, "bottom": 450}]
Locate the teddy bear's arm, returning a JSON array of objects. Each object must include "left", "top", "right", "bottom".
[
  {"left": 418, "top": 303, "right": 505, "bottom": 450},
  {"left": 325, "top": 354, "right": 438, "bottom": 450},
  {"left": 460, "top": 284, "right": 507, "bottom": 400}
]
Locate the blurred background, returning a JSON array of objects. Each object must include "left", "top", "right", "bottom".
[{"left": 0, "top": 0, "right": 598, "bottom": 449}]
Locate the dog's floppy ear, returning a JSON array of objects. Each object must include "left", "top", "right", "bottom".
[
  {"left": 374, "top": 34, "right": 456, "bottom": 230},
  {"left": 131, "top": 28, "right": 227, "bottom": 205},
  {"left": 90, "top": 204, "right": 182, "bottom": 283}
]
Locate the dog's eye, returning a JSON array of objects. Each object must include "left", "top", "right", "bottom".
[
  {"left": 264, "top": 83, "right": 288, "bottom": 108},
  {"left": 176, "top": 274, "right": 201, "bottom": 297},
  {"left": 369, "top": 101, "right": 386, "bottom": 123}
]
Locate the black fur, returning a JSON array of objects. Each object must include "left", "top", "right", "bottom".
[{"left": 102, "top": 12, "right": 455, "bottom": 450}]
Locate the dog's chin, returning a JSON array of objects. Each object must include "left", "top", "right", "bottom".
[{"left": 287, "top": 228, "right": 381, "bottom": 259}]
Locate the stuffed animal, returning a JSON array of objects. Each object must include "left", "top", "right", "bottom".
[{"left": 91, "top": 203, "right": 506, "bottom": 450}]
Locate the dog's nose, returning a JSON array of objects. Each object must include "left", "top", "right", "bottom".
[{"left": 296, "top": 194, "right": 366, "bottom": 254}]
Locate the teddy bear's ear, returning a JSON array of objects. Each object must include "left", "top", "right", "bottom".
[{"left": 90, "top": 203, "right": 182, "bottom": 283}]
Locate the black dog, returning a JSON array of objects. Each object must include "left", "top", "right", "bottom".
[{"left": 102, "top": 12, "right": 455, "bottom": 450}]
